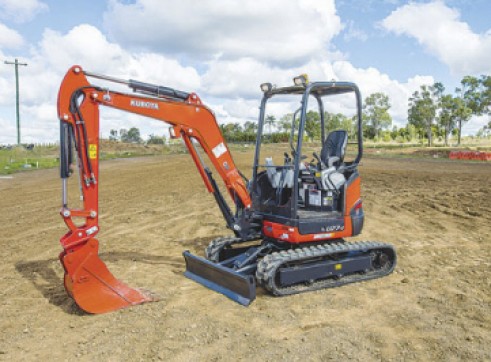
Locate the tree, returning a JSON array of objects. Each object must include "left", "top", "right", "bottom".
[
  {"left": 279, "top": 113, "right": 294, "bottom": 133},
  {"left": 147, "top": 134, "right": 165, "bottom": 144},
  {"left": 243, "top": 121, "right": 257, "bottom": 134},
  {"left": 120, "top": 127, "right": 142, "bottom": 143},
  {"left": 363, "top": 93, "right": 392, "bottom": 140},
  {"left": 433, "top": 82, "right": 446, "bottom": 141},
  {"left": 477, "top": 120, "right": 491, "bottom": 137},
  {"left": 458, "top": 76, "right": 481, "bottom": 111},
  {"left": 408, "top": 85, "right": 438, "bottom": 146},
  {"left": 242, "top": 121, "right": 258, "bottom": 142},
  {"left": 452, "top": 97, "right": 472, "bottom": 145},
  {"left": 480, "top": 75, "right": 491, "bottom": 114},
  {"left": 454, "top": 75, "right": 491, "bottom": 144},
  {"left": 456, "top": 76, "right": 480, "bottom": 144},
  {"left": 406, "top": 124, "right": 417, "bottom": 142},
  {"left": 437, "top": 92, "right": 471, "bottom": 146},
  {"left": 324, "top": 112, "right": 343, "bottom": 133},
  {"left": 339, "top": 114, "right": 355, "bottom": 139},
  {"left": 350, "top": 115, "right": 359, "bottom": 141},
  {"left": 438, "top": 95, "right": 457, "bottom": 146},
  {"left": 220, "top": 123, "right": 242, "bottom": 142},
  {"left": 390, "top": 125, "right": 399, "bottom": 141},
  {"left": 265, "top": 114, "right": 276, "bottom": 135},
  {"left": 475, "top": 75, "right": 491, "bottom": 139},
  {"left": 304, "top": 110, "right": 321, "bottom": 141},
  {"left": 119, "top": 128, "right": 128, "bottom": 142},
  {"left": 109, "top": 129, "right": 119, "bottom": 141}
]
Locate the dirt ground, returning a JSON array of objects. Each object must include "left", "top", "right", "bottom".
[{"left": 0, "top": 152, "right": 489, "bottom": 361}]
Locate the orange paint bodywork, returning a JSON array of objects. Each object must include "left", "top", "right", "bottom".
[
  {"left": 262, "top": 175, "right": 362, "bottom": 243},
  {"left": 57, "top": 66, "right": 251, "bottom": 313},
  {"left": 262, "top": 220, "right": 352, "bottom": 243}
]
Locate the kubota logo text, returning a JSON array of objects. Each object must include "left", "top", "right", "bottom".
[{"left": 130, "top": 99, "right": 159, "bottom": 110}]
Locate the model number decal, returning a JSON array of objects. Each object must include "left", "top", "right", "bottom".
[{"left": 325, "top": 225, "right": 344, "bottom": 232}]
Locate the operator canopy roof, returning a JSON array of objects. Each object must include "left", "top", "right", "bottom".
[{"left": 268, "top": 82, "right": 358, "bottom": 97}]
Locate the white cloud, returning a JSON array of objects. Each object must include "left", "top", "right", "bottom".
[
  {"left": 123, "top": 53, "right": 201, "bottom": 91},
  {"left": 381, "top": 0, "right": 491, "bottom": 75},
  {"left": 0, "top": 22, "right": 23, "bottom": 48},
  {"left": 36, "top": 25, "right": 127, "bottom": 74},
  {"left": 0, "top": 0, "right": 48, "bottom": 23},
  {"left": 332, "top": 61, "right": 434, "bottom": 127},
  {"left": 202, "top": 57, "right": 338, "bottom": 100},
  {"left": 104, "top": 0, "right": 342, "bottom": 65},
  {"left": 201, "top": 58, "right": 434, "bottom": 129},
  {"left": 0, "top": 17, "right": 441, "bottom": 145},
  {"left": 0, "top": 24, "right": 205, "bottom": 143},
  {"left": 0, "top": 114, "right": 16, "bottom": 144},
  {"left": 33, "top": 25, "right": 201, "bottom": 90},
  {"left": 202, "top": 58, "right": 288, "bottom": 99},
  {"left": 198, "top": 57, "right": 338, "bottom": 126},
  {"left": 3, "top": 0, "right": 471, "bottom": 144},
  {"left": 343, "top": 20, "right": 368, "bottom": 42}
]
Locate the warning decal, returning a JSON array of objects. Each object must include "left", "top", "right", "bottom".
[
  {"left": 212, "top": 142, "right": 227, "bottom": 158},
  {"left": 89, "top": 144, "right": 97, "bottom": 159}
]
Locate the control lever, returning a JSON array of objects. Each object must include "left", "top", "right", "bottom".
[{"left": 312, "top": 152, "right": 325, "bottom": 169}]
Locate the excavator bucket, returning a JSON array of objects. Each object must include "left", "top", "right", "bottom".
[
  {"left": 60, "top": 238, "right": 155, "bottom": 314},
  {"left": 183, "top": 251, "right": 256, "bottom": 306}
]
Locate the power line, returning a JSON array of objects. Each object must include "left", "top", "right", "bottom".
[{"left": 4, "top": 58, "right": 28, "bottom": 145}]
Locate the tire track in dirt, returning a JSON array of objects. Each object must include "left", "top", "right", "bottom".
[{"left": 0, "top": 155, "right": 489, "bottom": 361}]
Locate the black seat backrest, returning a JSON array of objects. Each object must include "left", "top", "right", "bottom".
[{"left": 320, "top": 130, "right": 348, "bottom": 168}]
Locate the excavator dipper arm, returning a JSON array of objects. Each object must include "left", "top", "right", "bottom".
[{"left": 57, "top": 66, "right": 252, "bottom": 313}]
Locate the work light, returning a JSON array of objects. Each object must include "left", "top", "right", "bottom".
[
  {"left": 293, "top": 74, "right": 309, "bottom": 86},
  {"left": 260, "top": 82, "right": 272, "bottom": 93}
]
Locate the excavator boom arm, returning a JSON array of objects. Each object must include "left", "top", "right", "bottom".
[
  {"left": 56, "top": 65, "right": 251, "bottom": 313},
  {"left": 59, "top": 66, "right": 250, "bottom": 205}
]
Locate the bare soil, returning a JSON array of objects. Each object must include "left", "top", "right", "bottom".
[{"left": 0, "top": 152, "right": 490, "bottom": 361}]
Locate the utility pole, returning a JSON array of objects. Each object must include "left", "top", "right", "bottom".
[{"left": 4, "top": 58, "right": 28, "bottom": 145}]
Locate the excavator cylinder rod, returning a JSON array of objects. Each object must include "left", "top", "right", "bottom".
[
  {"left": 183, "top": 251, "right": 256, "bottom": 306},
  {"left": 129, "top": 79, "right": 190, "bottom": 100},
  {"left": 82, "top": 70, "right": 190, "bottom": 100}
]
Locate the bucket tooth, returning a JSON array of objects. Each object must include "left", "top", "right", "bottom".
[
  {"left": 61, "top": 238, "right": 156, "bottom": 314},
  {"left": 183, "top": 251, "right": 256, "bottom": 306}
]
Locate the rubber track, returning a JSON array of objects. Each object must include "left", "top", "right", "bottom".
[{"left": 255, "top": 241, "right": 396, "bottom": 296}]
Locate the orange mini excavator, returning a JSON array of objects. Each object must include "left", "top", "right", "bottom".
[{"left": 57, "top": 66, "right": 396, "bottom": 313}]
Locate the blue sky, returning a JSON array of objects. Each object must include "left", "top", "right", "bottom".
[
  {"left": 0, "top": 0, "right": 490, "bottom": 144},
  {"left": 335, "top": 0, "right": 491, "bottom": 86}
]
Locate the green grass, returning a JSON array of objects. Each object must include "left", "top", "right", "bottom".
[
  {"left": 0, "top": 145, "right": 59, "bottom": 174},
  {"left": 1, "top": 138, "right": 490, "bottom": 175},
  {"left": 0, "top": 142, "right": 189, "bottom": 175}
]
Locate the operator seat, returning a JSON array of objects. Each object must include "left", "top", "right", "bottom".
[
  {"left": 318, "top": 130, "right": 348, "bottom": 190},
  {"left": 265, "top": 157, "right": 293, "bottom": 188},
  {"left": 320, "top": 130, "right": 348, "bottom": 169}
]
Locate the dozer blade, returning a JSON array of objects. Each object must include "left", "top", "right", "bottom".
[
  {"left": 60, "top": 238, "right": 155, "bottom": 314},
  {"left": 183, "top": 251, "right": 256, "bottom": 306}
]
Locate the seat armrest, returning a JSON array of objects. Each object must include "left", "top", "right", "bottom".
[{"left": 327, "top": 156, "right": 340, "bottom": 168}]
